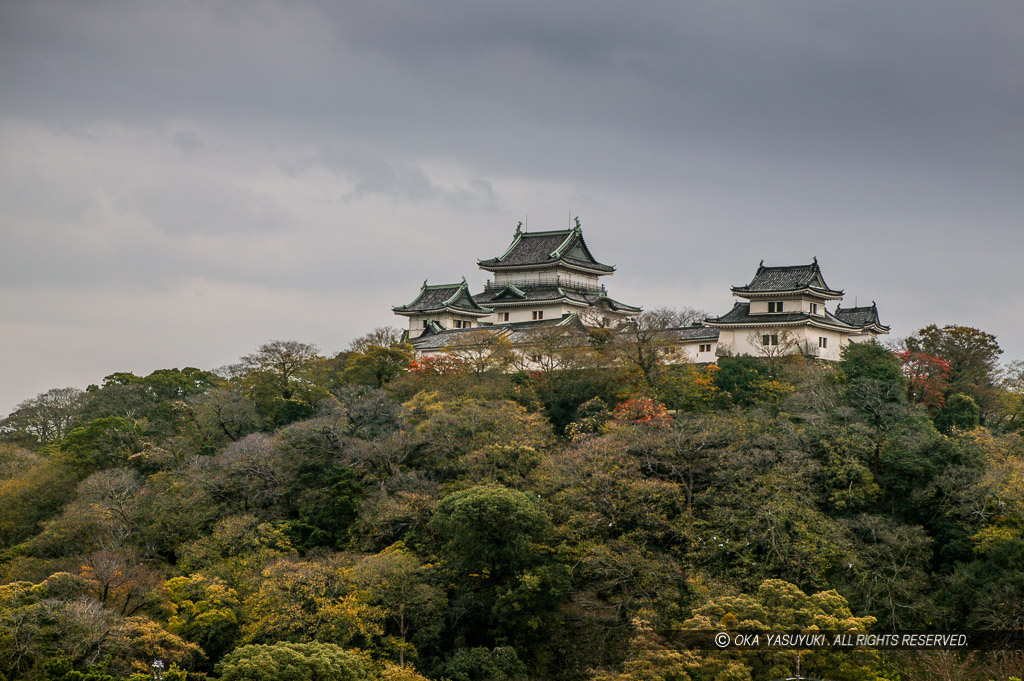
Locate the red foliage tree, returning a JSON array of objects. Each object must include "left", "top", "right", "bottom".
[
  {"left": 407, "top": 354, "right": 466, "bottom": 375},
  {"left": 610, "top": 398, "right": 673, "bottom": 430},
  {"left": 896, "top": 350, "right": 951, "bottom": 409}
]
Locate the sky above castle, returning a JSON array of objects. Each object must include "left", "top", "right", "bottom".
[{"left": 1, "top": 1, "right": 1022, "bottom": 413}]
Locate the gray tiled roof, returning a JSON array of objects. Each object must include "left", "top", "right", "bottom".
[
  {"left": 706, "top": 302, "right": 858, "bottom": 329},
  {"left": 475, "top": 285, "right": 589, "bottom": 305},
  {"left": 409, "top": 315, "right": 588, "bottom": 351},
  {"left": 473, "top": 286, "right": 641, "bottom": 312},
  {"left": 478, "top": 226, "right": 615, "bottom": 272},
  {"left": 732, "top": 259, "right": 843, "bottom": 296},
  {"left": 666, "top": 326, "right": 720, "bottom": 341},
  {"left": 835, "top": 303, "right": 889, "bottom": 331},
  {"left": 393, "top": 280, "right": 492, "bottom": 315}
]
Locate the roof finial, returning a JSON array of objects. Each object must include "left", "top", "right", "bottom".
[
  {"left": 461, "top": 275, "right": 467, "bottom": 285},
  {"left": 813, "top": 255, "right": 818, "bottom": 264},
  {"left": 422, "top": 279, "right": 428, "bottom": 288},
  {"left": 574, "top": 216, "right": 581, "bottom": 231},
  {"left": 515, "top": 221, "right": 522, "bottom": 236},
  {"left": 759, "top": 259, "right": 764, "bottom": 268}
]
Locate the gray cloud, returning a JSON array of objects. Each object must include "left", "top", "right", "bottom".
[{"left": 1, "top": 0, "right": 1022, "bottom": 414}]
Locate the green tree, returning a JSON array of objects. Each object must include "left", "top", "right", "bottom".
[
  {"left": 239, "top": 340, "right": 327, "bottom": 426},
  {"left": 164, "top": 574, "right": 243, "bottom": 662},
  {"left": 352, "top": 544, "right": 445, "bottom": 665},
  {"left": 54, "top": 417, "right": 144, "bottom": 476},
  {"left": 682, "top": 579, "right": 879, "bottom": 681},
  {"left": 1, "top": 387, "right": 84, "bottom": 445},
  {"left": 216, "top": 641, "right": 371, "bottom": 681},
  {"left": 240, "top": 556, "right": 383, "bottom": 647},
  {"left": 345, "top": 345, "right": 415, "bottom": 388},
  {"left": 431, "top": 485, "right": 565, "bottom": 658},
  {"left": 906, "top": 325, "right": 1003, "bottom": 422},
  {"left": 934, "top": 392, "right": 982, "bottom": 432}
]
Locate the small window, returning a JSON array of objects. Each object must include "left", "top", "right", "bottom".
[
  {"left": 532, "top": 310, "right": 544, "bottom": 320},
  {"left": 768, "top": 301, "right": 784, "bottom": 313},
  {"left": 763, "top": 334, "right": 779, "bottom": 346},
  {"left": 819, "top": 337, "right": 828, "bottom": 348},
  {"left": 499, "top": 312, "right": 509, "bottom": 322},
  {"left": 699, "top": 344, "right": 712, "bottom": 353},
  {"left": 530, "top": 354, "right": 542, "bottom": 363},
  {"left": 809, "top": 302, "right": 818, "bottom": 314}
]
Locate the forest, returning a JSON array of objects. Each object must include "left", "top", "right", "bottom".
[{"left": 1, "top": 318, "right": 1022, "bottom": 681}]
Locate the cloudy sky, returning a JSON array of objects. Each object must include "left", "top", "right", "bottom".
[{"left": 1, "top": 1, "right": 1022, "bottom": 414}]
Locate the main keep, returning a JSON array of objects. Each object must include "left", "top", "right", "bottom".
[
  {"left": 393, "top": 221, "right": 641, "bottom": 339},
  {"left": 393, "top": 221, "right": 888, "bottom": 361}
]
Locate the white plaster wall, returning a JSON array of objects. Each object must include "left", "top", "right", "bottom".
[
  {"left": 402, "top": 312, "right": 481, "bottom": 337},
  {"left": 673, "top": 341, "right": 719, "bottom": 363},
  {"left": 747, "top": 297, "right": 828, "bottom": 315},
  {"left": 481, "top": 303, "right": 585, "bottom": 325},
  {"left": 715, "top": 326, "right": 848, "bottom": 360}
]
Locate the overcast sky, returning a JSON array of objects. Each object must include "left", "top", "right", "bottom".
[{"left": 2, "top": 1, "right": 1022, "bottom": 414}]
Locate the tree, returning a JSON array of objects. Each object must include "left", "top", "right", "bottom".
[
  {"left": 164, "top": 574, "right": 242, "bottom": 662},
  {"left": 349, "top": 327, "right": 404, "bottom": 353},
  {"left": 906, "top": 325, "right": 1003, "bottom": 422},
  {"left": 53, "top": 417, "right": 145, "bottom": 477},
  {"left": 431, "top": 485, "right": 553, "bottom": 584},
  {"left": 240, "top": 341, "right": 326, "bottom": 425},
  {"left": 216, "top": 642, "right": 371, "bottom": 681},
  {"left": 934, "top": 393, "right": 981, "bottom": 432},
  {"left": 240, "top": 556, "right": 382, "bottom": 647},
  {"left": 896, "top": 350, "right": 951, "bottom": 409},
  {"left": 746, "top": 328, "right": 799, "bottom": 377},
  {"left": 188, "top": 387, "right": 260, "bottom": 451},
  {"left": 682, "top": 579, "right": 879, "bottom": 681},
  {"left": 351, "top": 544, "right": 445, "bottom": 665},
  {"left": 513, "top": 325, "right": 591, "bottom": 374},
  {"left": 241, "top": 341, "right": 322, "bottom": 400},
  {"left": 589, "top": 614, "right": 694, "bottom": 681},
  {"left": 615, "top": 308, "right": 705, "bottom": 388},
  {"left": 448, "top": 330, "right": 513, "bottom": 378},
  {"left": 345, "top": 345, "right": 415, "bottom": 388},
  {"left": 1, "top": 387, "right": 84, "bottom": 445},
  {"left": 431, "top": 485, "right": 565, "bottom": 657}
]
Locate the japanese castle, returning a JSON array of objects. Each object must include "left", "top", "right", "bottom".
[{"left": 393, "top": 221, "right": 888, "bottom": 361}]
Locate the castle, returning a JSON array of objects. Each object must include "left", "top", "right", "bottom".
[{"left": 393, "top": 221, "right": 888, "bottom": 361}]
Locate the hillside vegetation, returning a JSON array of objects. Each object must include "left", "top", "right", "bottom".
[{"left": 1, "top": 321, "right": 1022, "bottom": 681}]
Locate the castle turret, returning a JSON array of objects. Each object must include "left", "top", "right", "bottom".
[{"left": 393, "top": 278, "right": 492, "bottom": 338}]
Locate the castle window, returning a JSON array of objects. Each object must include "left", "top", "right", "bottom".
[
  {"left": 699, "top": 344, "right": 712, "bottom": 353},
  {"left": 819, "top": 337, "right": 828, "bottom": 348},
  {"left": 768, "top": 301, "right": 784, "bottom": 313},
  {"left": 532, "top": 310, "right": 544, "bottom": 320},
  {"left": 499, "top": 312, "right": 509, "bottom": 322},
  {"left": 809, "top": 303, "right": 818, "bottom": 314},
  {"left": 762, "top": 334, "right": 779, "bottom": 346}
]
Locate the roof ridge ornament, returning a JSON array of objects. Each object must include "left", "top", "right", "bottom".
[{"left": 515, "top": 221, "right": 522, "bottom": 236}]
